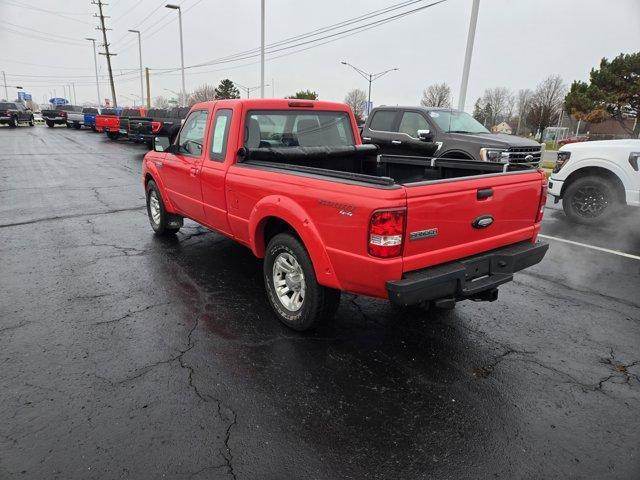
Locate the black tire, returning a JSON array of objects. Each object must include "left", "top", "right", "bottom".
[
  {"left": 28, "top": 116, "right": 34, "bottom": 127},
  {"left": 73, "top": 123, "right": 81, "bottom": 130},
  {"left": 107, "top": 131, "right": 120, "bottom": 140},
  {"left": 145, "top": 180, "right": 182, "bottom": 235},
  {"left": 46, "top": 120, "right": 54, "bottom": 128},
  {"left": 145, "top": 139, "right": 153, "bottom": 150},
  {"left": 8, "top": 117, "right": 16, "bottom": 128},
  {"left": 563, "top": 175, "right": 621, "bottom": 225},
  {"left": 264, "top": 233, "right": 341, "bottom": 331},
  {"left": 91, "top": 125, "right": 96, "bottom": 132},
  {"left": 66, "top": 123, "right": 72, "bottom": 128}
]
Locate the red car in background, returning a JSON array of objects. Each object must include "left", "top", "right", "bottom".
[{"left": 94, "top": 107, "right": 123, "bottom": 135}]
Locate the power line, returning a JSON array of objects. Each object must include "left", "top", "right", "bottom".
[
  {"left": 4, "top": 0, "right": 92, "bottom": 24},
  {"left": 2, "top": 26, "right": 85, "bottom": 47}
]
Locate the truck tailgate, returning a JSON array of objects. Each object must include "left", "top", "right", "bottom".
[{"left": 402, "top": 171, "right": 544, "bottom": 272}]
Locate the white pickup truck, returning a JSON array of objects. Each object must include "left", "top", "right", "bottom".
[{"left": 548, "top": 139, "right": 640, "bottom": 224}]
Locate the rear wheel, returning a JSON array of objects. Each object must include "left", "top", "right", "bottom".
[
  {"left": 46, "top": 120, "right": 54, "bottom": 128},
  {"left": 28, "top": 116, "right": 34, "bottom": 126},
  {"left": 66, "top": 123, "right": 72, "bottom": 128},
  {"left": 73, "top": 123, "right": 81, "bottom": 130},
  {"left": 264, "top": 233, "right": 341, "bottom": 331},
  {"left": 145, "top": 180, "right": 182, "bottom": 235},
  {"left": 563, "top": 175, "right": 621, "bottom": 225},
  {"left": 8, "top": 117, "right": 16, "bottom": 128},
  {"left": 107, "top": 131, "right": 120, "bottom": 140}
]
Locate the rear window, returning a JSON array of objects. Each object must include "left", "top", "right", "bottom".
[
  {"left": 0, "top": 102, "right": 17, "bottom": 109},
  {"left": 122, "top": 109, "right": 140, "bottom": 117},
  {"left": 245, "top": 110, "right": 354, "bottom": 148},
  {"left": 82, "top": 107, "right": 98, "bottom": 114},
  {"left": 101, "top": 108, "right": 119, "bottom": 116},
  {"left": 369, "top": 110, "right": 397, "bottom": 131},
  {"left": 58, "top": 105, "right": 82, "bottom": 112}
]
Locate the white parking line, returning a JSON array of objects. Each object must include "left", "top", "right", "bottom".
[{"left": 539, "top": 234, "right": 640, "bottom": 261}]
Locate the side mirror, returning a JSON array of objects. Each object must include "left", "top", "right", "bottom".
[
  {"left": 153, "top": 136, "right": 171, "bottom": 152},
  {"left": 417, "top": 129, "right": 433, "bottom": 142}
]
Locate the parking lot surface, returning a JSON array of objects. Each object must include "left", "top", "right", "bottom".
[{"left": 1, "top": 126, "right": 639, "bottom": 479}]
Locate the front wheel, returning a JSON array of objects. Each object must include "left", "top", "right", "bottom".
[
  {"left": 563, "top": 175, "right": 620, "bottom": 225},
  {"left": 145, "top": 180, "right": 182, "bottom": 235},
  {"left": 264, "top": 233, "right": 341, "bottom": 331}
]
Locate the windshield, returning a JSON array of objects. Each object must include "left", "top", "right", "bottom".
[
  {"left": 245, "top": 110, "right": 354, "bottom": 148},
  {"left": 428, "top": 110, "right": 489, "bottom": 134},
  {"left": 0, "top": 102, "right": 17, "bottom": 109}
]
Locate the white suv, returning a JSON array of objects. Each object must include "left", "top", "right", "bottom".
[{"left": 548, "top": 139, "right": 640, "bottom": 224}]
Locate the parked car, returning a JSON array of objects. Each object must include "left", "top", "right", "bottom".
[
  {"left": 83, "top": 107, "right": 100, "bottom": 130},
  {"left": 548, "top": 139, "right": 640, "bottom": 224},
  {"left": 142, "top": 99, "right": 549, "bottom": 331},
  {"left": 41, "top": 105, "right": 82, "bottom": 128},
  {"left": 0, "top": 102, "right": 34, "bottom": 127},
  {"left": 558, "top": 135, "right": 590, "bottom": 146},
  {"left": 94, "top": 107, "right": 123, "bottom": 135},
  {"left": 114, "top": 107, "right": 148, "bottom": 141},
  {"left": 66, "top": 107, "right": 96, "bottom": 129},
  {"left": 362, "top": 106, "right": 543, "bottom": 167},
  {"left": 126, "top": 107, "right": 190, "bottom": 148}
]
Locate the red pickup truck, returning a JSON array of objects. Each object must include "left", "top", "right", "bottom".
[{"left": 142, "top": 99, "right": 548, "bottom": 330}]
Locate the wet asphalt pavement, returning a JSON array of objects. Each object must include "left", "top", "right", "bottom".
[{"left": 1, "top": 125, "right": 639, "bottom": 480}]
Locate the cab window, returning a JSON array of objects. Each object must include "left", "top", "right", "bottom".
[
  {"left": 398, "top": 111, "right": 429, "bottom": 138},
  {"left": 209, "top": 109, "right": 232, "bottom": 161},
  {"left": 178, "top": 110, "right": 208, "bottom": 156},
  {"left": 369, "top": 110, "right": 397, "bottom": 132}
]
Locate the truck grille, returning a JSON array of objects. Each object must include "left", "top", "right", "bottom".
[{"left": 507, "top": 146, "right": 542, "bottom": 165}]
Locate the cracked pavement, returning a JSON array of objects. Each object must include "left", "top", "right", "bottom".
[{"left": 1, "top": 126, "right": 639, "bottom": 479}]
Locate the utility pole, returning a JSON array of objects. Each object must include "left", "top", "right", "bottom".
[
  {"left": 93, "top": 0, "right": 117, "bottom": 107},
  {"left": 165, "top": 5, "right": 186, "bottom": 107},
  {"left": 145, "top": 67, "right": 151, "bottom": 108},
  {"left": 457, "top": 0, "right": 480, "bottom": 111},
  {"left": 72, "top": 83, "right": 77, "bottom": 105},
  {"left": 2, "top": 71, "right": 7, "bottom": 100},
  {"left": 128, "top": 29, "right": 144, "bottom": 109},
  {"left": 260, "top": 0, "right": 265, "bottom": 98},
  {"left": 86, "top": 38, "right": 101, "bottom": 106}
]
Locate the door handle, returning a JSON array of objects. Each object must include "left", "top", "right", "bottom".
[
  {"left": 190, "top": 166, "right": 201, "bottom": 176},
  {"left": 477, "top": 188, "right": 493, "bottom": 200},
  {"left": 391, "top": 140, "right": 402, "bottom": 145}
]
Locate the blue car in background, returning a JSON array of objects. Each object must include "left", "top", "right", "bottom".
[{"left": 83, "top": 107, "right": 101, "bottom": 131}]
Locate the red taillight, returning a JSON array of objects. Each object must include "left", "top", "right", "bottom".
[
  {"left": 368, "top": 209, "right": 406, "bottom": 258},
  {"left": 536, "top": 182, "right": 547, "bottom": 223},
  {"left": 151, "top": 121, "right": 161, "bottom": 134},
  {"left": 60, "top": 111, "right": 67, "bottom": 118},
  {"left": 288, "top": 100, "right": 314, "bottom": 108}
]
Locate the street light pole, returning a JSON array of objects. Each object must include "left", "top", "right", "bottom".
[
  {"left": 236, "top": 82, "right": 270, "bottom": 99},
  {"left": 457, "top": 0, "right": 480, "bottom": 111},
  {"left": 128, "top": 29, "right": 144, "bottom": 109},
  {"left": 260, "top": 0, "right": 265, "bottom": 98},
  {"left": 166, "top": 4, "right": 186, "bottom": 107},
  {"left": 2, "top": 71, "right": 8, "bottom": 100},
  {"left": 86, "top": 38, "right": 101, "bottom": 106},
  {"left": 340, "top": 61, "right": 398, "bottom": 115}
]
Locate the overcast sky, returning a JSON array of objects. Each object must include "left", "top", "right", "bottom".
[{"left": 1, "top": 0, "right": 638, "bottom": 111}]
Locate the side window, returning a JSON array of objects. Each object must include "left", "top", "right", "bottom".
[
  {"left": 369, "top": 110, "right": 397, "bottom": 132},
  {"left": 398, "top": 112, "right": 429, "bottom": 138},
  {"left": 209, "top": 109, "right": 232, "bottom": 162},
  {"left": 177, "top": 110, "right": 209, "bottom": 156}
]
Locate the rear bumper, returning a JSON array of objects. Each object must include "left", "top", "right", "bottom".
[
  {"left": 44, "top": 117, "right": 66, "bottom": 123},
  {"left": 386, "top": 240, "right": 549, "bottom": 307}
]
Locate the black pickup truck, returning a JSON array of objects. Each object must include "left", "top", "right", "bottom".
[
  {"left": 126, "top": 107, "right": 189, "bottom": 148},
  {"left": 0, "top": 102, "right": 34, "bottom": 127},
  {"left": 362, "top": 106, "right": 542, "bottom": 167}
]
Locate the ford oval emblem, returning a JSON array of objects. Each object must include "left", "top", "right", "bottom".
[{"left": 472, "top": 215, "right": 494, "bottom": 229}]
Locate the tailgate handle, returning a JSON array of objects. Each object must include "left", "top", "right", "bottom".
[{"left": 477, "top": 188, "right": 493, "bottom": 200}]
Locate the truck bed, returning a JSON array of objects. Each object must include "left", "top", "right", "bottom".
[{"left": 241, "top": 144, "right": 534, "bottom": 187}]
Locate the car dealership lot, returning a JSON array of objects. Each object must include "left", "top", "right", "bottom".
[{"left": 1, "top": 127, "right": 639, "bottom": 479}]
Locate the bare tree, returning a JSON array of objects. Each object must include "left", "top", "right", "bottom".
[
  {"left": 420, "top": 83, "right": 451, "bottom": 108},
  {"left": 526, "top": 75, "right": 566, "bottom": 138},
  {"left": 515, "top": 88, "right": 533, "bottom": 135},
  {"left": 153, "top": 95, "right": 170, "bottom": 109},
  {"left": 189, "top": 84, "right": 217, "bottom": 105},
  {"left": 344, "top": 88, "right": 367, "bottom": 122},
  {"left": 478, "top": 87, "right": 514, "bottom": 126}
]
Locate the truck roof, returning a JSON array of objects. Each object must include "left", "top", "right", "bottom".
[
  {"left": 375, "top": 105, "right": 462, "bottom": 112},
  {"left": 190, "top": 98, "right": 351, "bottom": 112}
]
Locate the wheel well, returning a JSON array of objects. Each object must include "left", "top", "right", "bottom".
[
  {"left": 144, "top": 173, "right": 154, "bottom": 186},
  {"left": 263, "top": 217, "right": 300, "bottom": 247},
  {"left": 561, "top": 166, "right": 626, "bottom": 204}
]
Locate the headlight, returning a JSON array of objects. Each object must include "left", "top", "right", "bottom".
[
  {"left": 553, "top": 151, "right": 571, "bottom": 173},
  {"left": 479, "top": 148, "right": 509, "bottom": 162}
]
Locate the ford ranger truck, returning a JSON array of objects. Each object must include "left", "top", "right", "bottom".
[
  {"left": 142, "top": 99, "right": 548, "bottom": 331},
  {"left": 362, "top": 106, "right": 543, "bottom": 167}
]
